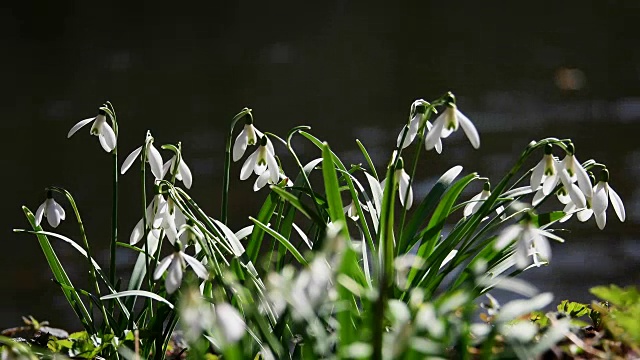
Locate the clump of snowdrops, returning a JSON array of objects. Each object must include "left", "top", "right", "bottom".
[{"left": 9, "top": 92, "right": 627, "bottom": 359}]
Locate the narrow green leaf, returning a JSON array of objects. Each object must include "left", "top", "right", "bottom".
[
  {"left": 249, "top": 217, "right": 308, "bottom": 265},
  {"left": 321, "top": 142, "right": 350, "bottom": 241},
  {"left": 355, "top": 139, "right": 378, "bottom": 180},
  {"left": 398, "top": 166, "right": 463, "bottom": 255},
  {"left": 405, "top": 173, "right": 478, "bottom": 289},
  {"left": 21, "top": 206, "right": 94, "bottom": 332},
  {"left": 269, "top": 186, "right": 313, "bottom": 220},
  {"left": 246, "top": 191, "right": 280, "bottom": 264},
  {"left": 101, "top": 290, "right": 174, "bottom": 309}
]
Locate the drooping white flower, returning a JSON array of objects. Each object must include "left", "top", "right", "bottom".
[
  {"left": 153, "top": 241, "right": 208, "bottom": 294},
  {"left": 162, "top": 154, "right": 193, "bottom": 189},
  {"left": 214, "top": 302, "right": 246, "bottom": 343},
  {"left": 154, "top": 198, "right": 186, "bottom": 245},
  {"left": 240, "top": 136, "right": 279, "bottom": 186},
  {"left": 178, "top": 220, "right": 205, "bottom": 254},
  {"left": 425, "top": 95, "right": 480, "bottom": 151},
  {"left": 381, "top": 158, "right": 413, "bottom": 209},
  {"left": 253, "top": 167, "right": 292, "bottom": 191},
  {"left": 129, "top": 191, "right": 167, "bottom": 245},
  {"left": 591, "top": 169, "right": 625, "bottom": 230},
  {"left": 530, "top": 144, "right": 559, "bottom": 195},
  {"left": 35, "top": 191, "right": 65, "bottom": 228},
  {"left": 233, "top": 113, "right": 265, "bottom": 162},
  {"left": 397, "top": 99, "right": 443, "bottom": 153},
  {"left": 494, "top": 213, "right": 564, "bottom": 269},
  {"left": 121, "top": 132, "right": 164, "bottom": 180},
  {"left": 464, "top": 182, "right": 504, "bottom": 218},
  {"left": 343, "top": 200, "right": 369, "bottom": 221},
  {"left": 67, "top": 109, "right": 117, "bottom": 152},
  {"left": 560, "top": 143, "right": 593, "bottom": 199}
]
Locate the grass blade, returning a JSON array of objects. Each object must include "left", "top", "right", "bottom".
[{"left": 21, "top": 206, "right": 94, "bottom": 333}]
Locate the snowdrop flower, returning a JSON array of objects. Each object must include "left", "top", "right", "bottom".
[
  {"left": 382, "top": 158, "right": 413, "bottom": 209},
  {"left": 240, "top": 136, "right": 279, "bottom": 186},
  {"left": 530, "top": 144, "right": 559, "bottom": 195},
  {"left": 396, "top": 100, "right": 442, "bottom": 152},
  {"left": 35, "top": 191, "right": 65, "bottom": 228},
  {"left": 464, "top": 182, "right": 491, "bottom": 217},
  {"left": 343, "top": 198, "right": 370, "bottom": 221},
  {"left": 425, "top": 93, "right": 480, "bottom": 151},
  {"left": 153, "top": 240, "right": 208, "bottom": 294},
  {"left": 154, "top": 198, "right": 186, "bottom": 245},
  {"left": 178, "top": 219, "right": 205, "bottom": 254},
  {"left": 254, "top": 167, "right": 292, "bottom": 191},
  {"left": 67, "top": 109, "right": 117, "bottom": 152},
  {"left": 121, "top": 132, "right": 164, "bottom": 180},
  {"left": 534, "top": 168, "right": 587, "bottom": 208},
  {"left": 130, "top": 190, "right": 166, "bottom": 245},
  {"left": 591, "top": 169, "right": 625, "bottom": 230},
  {"left": 560, "top": 143, "right": 593, "bottom": 199},
  {"left": 162, "top": 154, "right": 193, "bottom": 189},
  {"left": 233, "top": 112, "right": 265, "bottom": 162},
  {"left": 214, "top": 302, "right": 246, "bottom": 343},
  {"left": 494, "top": 213, "right": 564, "bottom": 269}
]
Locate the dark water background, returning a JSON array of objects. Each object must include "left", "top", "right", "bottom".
[{"left": 1, "top": 1, "right": 639, "bottom": 329}]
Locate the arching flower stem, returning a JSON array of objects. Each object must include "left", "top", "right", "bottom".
[
  {"left": 102, "top": 102, "right": 120, "bottom": 290},
  {"left": 221, "top": 108, "right": 253, "bottom": 224}
]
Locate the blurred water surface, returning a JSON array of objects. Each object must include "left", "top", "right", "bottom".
[{"left": 1, "top": 1, "right": 639, "bottom": 329}]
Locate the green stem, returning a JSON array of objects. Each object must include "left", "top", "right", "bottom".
[
  {"left": 49, "top": 186, "right": 111, "bottom": 332},
  {"left": 397, "top": 108, "right": 433, "bottom": 249},
  {"left": 110, "top": 150, "right": 118, "bottom": 287},
  {"left": 221, "top": 108, "right": 252, "bottom": 224}
]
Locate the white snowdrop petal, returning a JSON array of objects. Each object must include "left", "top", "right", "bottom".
[
  {"left": 595, "top": 211, "right": 606, "bottom": 230},
  {"left": 214, "top": 219, "right": 245, "bottom": 257},
  {"left": 53, "top": 201, "right": 66, "bottom": 221},
  {"left": 253, "top": 170, "right": 270, "bottom": 191},
  {"left": 216, "top": 303, "right": 246, "bottom": 343},
  {"left": 100, "top": 122, "right": 117, "bottom": 152},
  {"left": 515, "top": 240, "right": 530, "bottom": 269},
  {"left": 121, "top": 146, "right": 142, "bottom": 174},
  {"left": 35, "top": 202, "right": 46, "bottom": 226},
  {"left": 46, "top": 201, "right": 62, "bottom": 228},
  {"left": 67, "top": 117, "right": 95, "bottom": 138},
  {"left": 240, "top": 150, "right": 258, "bottom": 180},
  {"left": 577, "top": 208, "right": 593, "bottom": 222},
  {"left": 183, "top": 253, "right": 208, "bottom": 279},
  {"left": 234, "top": 225, "right": 253, "bottom": 240},
  {"left": 232, "top": 128, "right": 249, "bottom": 162},
  {"left": 98, "top": 134, "right": 111, "bottom": 152},
  {"left": 456, "top": 109, "right": 480, "bottom": 149},
  {"left": 165, "top": 256, "right": 183, "bottom": 294},
  {"left": 154, "top": 254, "right": 174, "bottom": 280},
  {"left": 464, "top": 192, "right": 484, "bottom": 217},
  {"left": 130, "top": 218, "right": 144, "bottom": 245},
  {"left": 162, "top": 159, "right": 172, "bottom": 179},
  {"left": 179, "top": 159, "right": 193, "bottom": 189},
  {"left": 607, "top": 185, "right": 625, "bottom": 222},
  {"left": 148, "top": 144, "right": 164, "bottom": 180},
  {"left": 495, "top": 225, "right": 521, "bottom": 250},
  {"left": 397, "top": 124, "right": 417, "bottom": 149},
  {"left": 266, "top": 138, "right": 275, "bottom": 155},
  {"left": 574, "top": 158, "right": 593, "bottom": 198},
  {"left": 532, "top": 188, "right": 546, "bottom": 206},
  {"left": 425, "top": 115, "right": 445, "bottom": 151},
  {"left": 568, "top": 183, "right": 586, "bottom": 208},
  {"left": 530, "top": 159, "right": 546, "bottom": 191},
  {"left": 542, "top": 173, "right": 558, "bottom": 195},
  {"left": 592, "top": 182, "right": 608, "bottom": 214},
  {"left": 398, "top": 171, "right": 410, "bottom": 208},
  {"left": 266, "top": 152, "right": 280, "bottom": 184}
]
